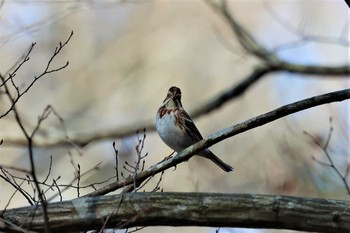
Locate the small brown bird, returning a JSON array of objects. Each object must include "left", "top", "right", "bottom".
[{"left": 156, "top": 86, "right": 233, "bottom": 172}]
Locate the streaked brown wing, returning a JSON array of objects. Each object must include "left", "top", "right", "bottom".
[{"left": 182, "top": 110, "right": 203, "bottom": 141}]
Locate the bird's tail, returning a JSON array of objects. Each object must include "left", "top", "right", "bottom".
[{"left": 199, "top": 150, "right": 234, "bottom": 172}]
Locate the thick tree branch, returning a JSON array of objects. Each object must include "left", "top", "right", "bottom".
[
  {"left": 2, "top": 192, "right": 350, "bottom": 233},
  {"left": 85, "top": 88, "right": 350, "bottom": 197}
]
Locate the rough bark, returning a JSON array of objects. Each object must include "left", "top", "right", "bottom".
[{"left": 2, "top": 192, "right": 350, "bottom": 233}]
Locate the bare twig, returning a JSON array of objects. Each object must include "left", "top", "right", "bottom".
[
  {"left": 0, "top": 217, "right": 37, "bottom": 233},
  {"left": 0, "top": 160, "right": 102, "bottom": 203},
  {"left": 305, "top": 117, "right": 350, "bottom": 195},
  {"left": 119, "top": 129, "right": 149, "bottom": 193},
  {"left": 52, "top": 179, "right": 62, "bottom": 202},
  {"left": 265, "top": 3, "right": 349, "bottom": 49},
  {"left": 0, "top": 31, "right": 73, "bottom": 233},
  {"left": 0, "top": 43, "right": 35, "bottom": 89},
  {"left": 113, "top": 141, "right": 120, "bottom": 181},
  {"left": 1, "top": 180, "right": 26, "bottom": 216},
  {"left": 97, "top": 192, "right": 125, "bottom": 233},
  {"left": 42, "top": 156, "right": 54, "bottom": 184},
  {"left": 151, "top": 171, "right": 164, "bottom": 192},
  {"left": 0, "top": 170, "right": 34, "bottom": 206},
  {"left": 0, "top": 31, "right": 73, "bottom": 119},
  {"left": 0, "top": 165, "right": 31, "bottom": 174},
  {"left": 47, "top": 161, "right": 102, "bottom": 202},
  {"left": 77, "top": 164, "right": 81, "bottom": 198}
]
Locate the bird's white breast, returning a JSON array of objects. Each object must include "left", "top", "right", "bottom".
[{"left": 156, "top": 110, "right": 190, "bottom": 152}]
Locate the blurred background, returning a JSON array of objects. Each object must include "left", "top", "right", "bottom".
[{"left": 0, "top": 0, "right": 349, "bottom": 232}]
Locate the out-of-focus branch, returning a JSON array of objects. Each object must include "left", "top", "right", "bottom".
[
  {"left": 2, "top": 1, "right": 349, "bottom": 147},
  {"left": 3, "top": 192, "right": 350, "bottom": 233},
  {"left": 264, "top": 4, "right": 349, "bottom": 49},
  {"left": 2, "top": 119, "right": 153, "bottom": 147},
  {"left": 86, "top": 88, "right": 350, "bottom": 197},
  {"left": 210, "top": 0, "right": 273, "bottom": 60},
  {"left": 305, "top": 118, "right": 350, "bottom": 195},
  {"left": 206, "top": 0, "right": 350, "bottom": 73},
  {"left": 3, "top": 62, "right": 348, "bottom": 148}
]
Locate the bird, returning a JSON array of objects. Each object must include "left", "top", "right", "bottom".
[{"left": 156, "top": 86, "right": 233, "bottom": 172}]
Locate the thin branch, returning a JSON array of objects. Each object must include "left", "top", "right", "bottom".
[
  {"left": 265, "top": 3, "right": 349, "bottom": 48},
  {"left": 0, "top": 217, "right": 37, "bottom": 233},
  {"left": 86, "top": 88, "right": 350, "bottom": 197},
  {"left": 113, "top": 141, "right": 120, "bottom": 181},
  {"left": 52, "top": 179, "right": 62, "bottom": 202},
  {"left": 97, "top": 192, "right": 125, "bottom": 233},
  {"left": 0, "top": 31, "right": 73, "bottom": 119},
  {"left": 0, "top": 31, "right": 73, "bottom": 233},
  {"left": 46, "top": 161, "right": 102, "bottom": 202},
  {"left": 1, "top": 180, "right": 26, "bottom": 216},
  {"left": 42, "top": 156, "right": 53, "bottom": 184},
  {"left": 305, "top": 117, "right": 350, "bottom": 195},
  {"left": 204, "top": 0, "right": 350, "bottom": 77},
  {"left": 0, "top": 170, "right": 34, "bottom": 206},
  {"left": 0, "top": 43, "right": 36, "bottom": 89},
  {"left": 0, "top": 161, "right": 103, "bottom": 203},
  {"left": 0, "top": 165, "right": 31, "bottom": 174}
]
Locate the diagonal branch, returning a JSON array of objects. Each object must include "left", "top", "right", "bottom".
[
  {"left": 0, "top": 31, "right": 73, "bottom": 119},
  {"left": 3, "top": 60, "right": 348, "bottom": 148},
  {"left": 86, "top": 88, "right": 350, "bottom": 197}
]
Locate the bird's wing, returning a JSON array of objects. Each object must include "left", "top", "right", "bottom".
[{"left": 182, "top": 111, "right": 203, "bottom": 141}]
